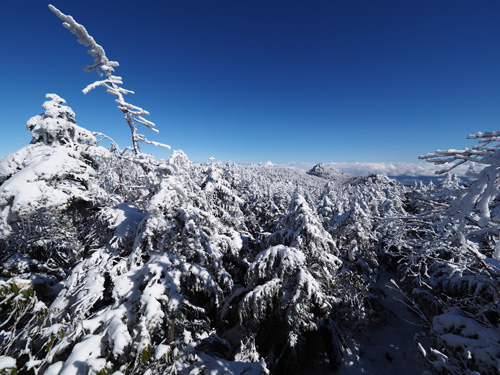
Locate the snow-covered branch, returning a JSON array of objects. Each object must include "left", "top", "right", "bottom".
[{"left": 420, "top": 130, "right": 500, "bottom": 173}]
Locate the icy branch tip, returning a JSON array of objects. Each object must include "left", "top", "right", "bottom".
[{"left": 48, "top": 4, "right": 65, "bottom": 20}]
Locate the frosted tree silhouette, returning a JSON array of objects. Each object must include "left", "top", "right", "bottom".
[
  {"left": 49, "top": 4, "right": 169, "bottom": 156},
  {"left": 420, "top": 130, "right": 500, "bottom": 251}
]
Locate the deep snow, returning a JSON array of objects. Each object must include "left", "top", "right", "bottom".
[{"left": 299, "top": 268, "right": 427, "bottom": 375}]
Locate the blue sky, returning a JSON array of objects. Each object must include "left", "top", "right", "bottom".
[{"left": 1, "top": 0, "right": 500, "bottom": 164}]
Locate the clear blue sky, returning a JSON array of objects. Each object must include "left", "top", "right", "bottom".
[{"left": 1, "top": 0, "right": 500, "bottom": 164}]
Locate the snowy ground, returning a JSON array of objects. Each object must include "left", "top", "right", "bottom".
[{"left": 299, "top": 268, "right": 427, "bottom": 375}]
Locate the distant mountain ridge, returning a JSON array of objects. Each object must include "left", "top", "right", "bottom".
[
  {"left": 294, "top": 162, "right": 468, "bottom": 185},
  {"left": 306, "top": 163, "right": 349, "bottom": 180}
]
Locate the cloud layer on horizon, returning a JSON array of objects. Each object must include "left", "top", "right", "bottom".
[{"left": 277, "top": 161, "right": 469, "bottom": 177}]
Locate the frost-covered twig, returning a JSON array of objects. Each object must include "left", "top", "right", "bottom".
[{"left": 419, "top": 130, "right": 500, "bottom": 173}]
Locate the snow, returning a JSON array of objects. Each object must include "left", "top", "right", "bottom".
[
  {"left": 85, "top": 358, "right": 107, "bottom": 373},
  {"left": 195, "top": 354, "right": 268, "bottom": 375},
  {"left": 155, "top": 344, "right": 172, "bottom": 360},
  {"left": 105, "top": 202, "right": 147, "bottom": 243},
  {"left": 107, "top": 315, "right": 132, "bottom": 356},
  {"left": 335, "top": 269, "right": 425, "bottom": 375},
  {"left": 0, "top": 356, "right": 16, "bottom": 370},
  {"left": 33, "top": 300, "right": 47, "bottom": 312},
  {"left": 0, "top": 146, "right": 87, "bottom": 215},
  {"left": 82, "top": 307, "right": 133, "bottom": 357},
  {"left": 433, "top": 312, "right": 500, "bottom": 373},
  {"left": 58, "top": 334, "right": 103, "bottom": 375},
  {"left": 307, "top": 163, "right": 348, "bottom": 180},
  {"left": 247, "top": 245, "right": 306, "bottom": 282},
  {"left": 45, "top": 361, "right": 64, "bottom": 375},
  {"left": 239, "top": 278, "right": 282, "bottom": 322},
  {"left": 2, "top": 144, "right": 496, "bottom": 375}
]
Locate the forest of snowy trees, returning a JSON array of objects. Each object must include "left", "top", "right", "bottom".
[{"left": 0, "top": 5, "right": 499, "bottom": 375}]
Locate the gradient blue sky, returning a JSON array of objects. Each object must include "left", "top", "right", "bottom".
[{"left": 1, "top": 0, "right": 500, "bottom": 164}]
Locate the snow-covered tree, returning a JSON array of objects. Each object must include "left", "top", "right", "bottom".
[
  {"left": 235, "top": 245, "right": 339, "bottom": 373},
  {"left": 49, "top": 4, "right": 169, "bottom": 156},
  {"left": 266, "top": 193, "right": 340, "bottom": 276},
  {"left": 0, "top": 94, "right": 108, "bottom": 279},
  {"left": 420, "top": 130, "right": 500, "bottom": 244},
  {"left": 199, "top": 162, "right": 245, "bottom": 228}
]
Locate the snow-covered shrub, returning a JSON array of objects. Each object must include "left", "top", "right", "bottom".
[
  {"left": 430, "top": 311, "right": 500, "bottom": 374},
  {"left": 371, "top": 129, "right": 500, "bottom": 374},
  {"left": 0, "top": 94, "right": 108, "bottom": 280},
  {"left": 0, "top": 356, "right": 16, "bottom": 375},
  {"left": 0, "top": 94, "right": 106, "bottom": 228},
  {"left": 0, "top": 278, "right": 49, "bottom": 371},
  {"left": 25, "top": 94, "right": 93, "bottom": 147}
]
